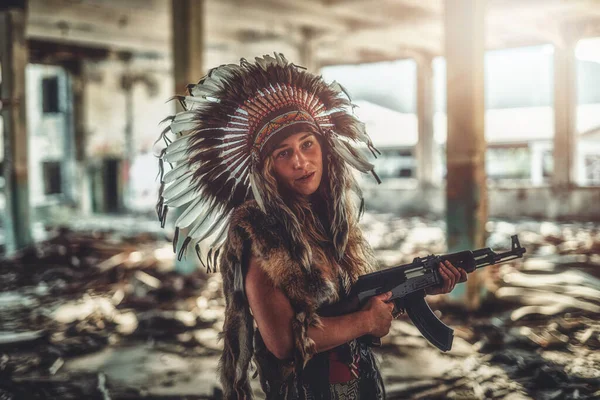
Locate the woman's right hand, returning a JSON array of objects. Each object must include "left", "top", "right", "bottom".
[{"left": 360, "top": 291, "right": 394, "bottom": 338}]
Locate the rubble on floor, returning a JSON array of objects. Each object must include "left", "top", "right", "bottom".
[
  {"left": 0, "top": 217, "right": 598, "bottom": 399},
  {"left": 367, "top": 217, "right": 600, "bottom": 400}
]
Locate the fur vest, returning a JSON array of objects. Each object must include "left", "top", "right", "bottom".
[{"left": 218, "top": 200, "right": 378, "bottom": 399}]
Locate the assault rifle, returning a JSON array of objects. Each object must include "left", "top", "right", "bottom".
[{"left": 319, "top": 235, "right": 526, "bottom": 351}]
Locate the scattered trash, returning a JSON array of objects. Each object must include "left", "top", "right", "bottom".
[{"left": 0, "top": 217, "right": 598, "bottom": 398}]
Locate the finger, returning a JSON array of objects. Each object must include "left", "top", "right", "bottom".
[
  {"left": 445, "top": 260, "right": 462, "bottom": 282},
  {"left": 441, "top": 263, "right": 456, "bottom": 288},
  {"left": 376, "top": 291, "right": 393, "bottom": 301},
  {"left": 438, "top": 265, "right": 452, "bottom": 293},
  {"left": 444, "top": 265, "right": 455, "bottom": 292},
  {"left": 446, "top": 260, "right": 461, "bottom": 280},
  {"left": 458, "top": 268, "right": 468, "bottom": 282}
]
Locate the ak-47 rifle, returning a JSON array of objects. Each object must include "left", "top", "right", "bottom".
[{"left": 318, "top": 235, "right": 526, "bottom": 351}]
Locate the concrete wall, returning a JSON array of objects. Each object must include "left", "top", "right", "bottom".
[
  {"left": 83, "top": 57, "right": 174, "bottom": 158},
  {"left": 25, "top": 65, "right": 75, "bottom": 207},
  {"left": 81, "top": 56, "right": 174, "bottom": 213}
]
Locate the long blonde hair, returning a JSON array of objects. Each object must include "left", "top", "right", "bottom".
[{"left": 260, "top": 150, "right": 373, "bottom": 285}]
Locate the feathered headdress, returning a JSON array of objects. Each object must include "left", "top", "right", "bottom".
[{"left": 156, "top": 53, "right": 380, "bottom": 271}]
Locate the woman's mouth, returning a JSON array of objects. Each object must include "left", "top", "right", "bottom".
[{"left": 296, "top": 171, "right": 315, "bottom": 184}]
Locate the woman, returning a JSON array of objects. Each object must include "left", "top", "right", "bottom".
[{"left": 156, "top": 53, "right": 466, "bottom": 399}]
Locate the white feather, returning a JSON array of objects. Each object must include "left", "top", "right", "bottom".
[
  {"left": 162, "top": 174, "right": 194, "bottom": 200},
  {"left": 228, "top": 121, "right": 249, "bottom": 127},
  {"left": 221, "top": 143, "right": 246, "bottom": 158},
  {"left": 263, "top": 54, "right": 277, "bottom": 65},
  {"left": 329, "top": 80, "right": 352, "bottom": 100},
  {"left": 175, "top": 197, "right": 206, "bottom": 229},
  {"left": 275, "top": 53, "right": 286, "bottom": 66},
  {"left": 332, "top": 137, "right": 373, "bottom": 173},
  {"left": 166, "top": 185, "right": 198, "bottom": 207},
  {"left": 187, "top": 85, "right": 215, "bottom": 97},
  {"left": 170, "top": 120, "right": 197, "bottom": 134},
  {"left": 165, "top": 135, "right": 190, "bottom": 154},
  {"left": 159, "top": 115, "right": 175, "bottom": 125},
  {"left": 208, "top": 65, "right": 238, "bottom": 84},
  {"left": 193, "top": 212, "right": 229, "bottom": 243},
  {"left": 210, "top": 217, "right": 230, "bottom": 248},
  {"left": 350, "top": 119, "right": 371, "bottom": 144},
  {"left": 201, "top": 78, "right": 222, "bottom": 92},
  {"left": 346, "top": 141, "right": 374, "bottom": 167},
  {"left": 255, "top": 57, "right": 268, "bottom": 71},
  {"left": 163, "top": 147, "right": 189, "bottom": 163},
  {"left": 250, "top": 170, "right": 265, "bottom": 212},
  {"left": 188, "top": 209, "right": 216, "bottom": 239},
  {"left": 173, "top": 110, "right": 195, "bottom": 123},
  {"left": 163, "top": 163, "right": 192, "bottom": 184}
]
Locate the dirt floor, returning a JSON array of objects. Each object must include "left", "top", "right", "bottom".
[{"left": 0, "top": 214, "right": 599, "bottom": 399}]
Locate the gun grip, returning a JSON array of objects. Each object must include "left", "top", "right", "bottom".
[{"left": 405, "top": 292, "right": 454, "bottom": 351}]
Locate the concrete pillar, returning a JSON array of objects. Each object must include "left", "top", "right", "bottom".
[
  {"left": 444, "top": 0, "right": 487, "bottom": 310},
  {"left": 172, "top": 0, "right": 205, "bottom": 96},
  {"left": 552, "top": 34, "right": 577, "bottom": 189},
  {"left": 1, "top": 2, "right": 32, "bottom": 254},
  {"left": 530, "top": 143, "right": 544, "bottom": 186},
  {"left": 416, "top": 54, "right": 436, "bottom": 189},
  {"left": 122, "top": 63, "right": 134, "bottom": 212},
  {"left": 171, "top": 0, "right": 205, "bottom": 272},
  {"left": 299, "top": 27, "right": 318, "bottom": 73},
  {"left": 71, "top": 65, "right": 93, "bottom": 214}
]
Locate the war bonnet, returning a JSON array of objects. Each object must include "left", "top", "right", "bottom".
[{"left": 156, "top": 53, "right": 380, "bottom": 270}]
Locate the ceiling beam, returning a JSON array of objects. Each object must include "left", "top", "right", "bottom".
[
  {"left": 27, "top": 0, "right": 170, "bottom": 54},
  {"left": 22, "top": 0, "right": 600, "bottom": 68},
  {"left": 210, "top": 0, "right": 348, "bottom": 33}
]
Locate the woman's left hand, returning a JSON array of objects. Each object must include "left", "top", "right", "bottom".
[{"left": 425, "top": 260, "right": 468, "bottom": 295}]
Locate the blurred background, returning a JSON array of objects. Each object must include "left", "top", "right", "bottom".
[{"left": 1, "top": 0, "right": 599, "bottom": 399}]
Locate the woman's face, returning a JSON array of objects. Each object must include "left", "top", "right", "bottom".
[{"left": 270, "top": 131, "right": 323, "bottom": 197}]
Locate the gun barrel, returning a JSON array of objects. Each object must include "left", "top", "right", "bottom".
[{"left": 473, "top": 236, "right": 526, "bottom": 269}]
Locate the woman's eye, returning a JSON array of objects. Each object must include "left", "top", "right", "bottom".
[
  {"left": 276, "top": 150, "right": 289, "bottom": 159},
  {"left": 302, "top": 140, "right": 313, "bottom": 149}
]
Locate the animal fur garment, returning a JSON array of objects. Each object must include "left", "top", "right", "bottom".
[{"left": 218, "top": 200, "right": 378, "bottom": 399}]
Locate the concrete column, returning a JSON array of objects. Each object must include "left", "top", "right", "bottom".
[
  {"left": 530, "top": 143, "right": 544, "bottom": 186},
  {"left": 444, "top": 0, "right": 487, "bottom": 310},
  {"left": 171, "top": 0, "right": 205, "bottom": 272},
  {"left": 299, "top": 27, "right": 318, "bottom": 73},
  {"left": 552, "top": 35, "right": 577, "bottom": 189},
  {"left": 416, "top": 54, "right": 436, "bottom": 189},
  {"left": 1, "top": 2, "right": 32, "bottom": 254},
  {"left": 172, "top": 0, "right": 205, "bottom": 96},
  {"left": 71, "top": 65, "right": 93, "bottom": 214}
]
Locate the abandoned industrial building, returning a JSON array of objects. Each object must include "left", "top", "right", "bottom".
[{"left": 1, "top": 0, "right": 599, "bottom": 399}]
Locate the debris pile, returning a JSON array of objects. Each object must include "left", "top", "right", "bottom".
[
  {"left": 365, "top": 217, "right": 600, "bottom": 399},
  {"left": 0, "top": 217, "right": 599, "bottom": 399},
  {"left": 0, "top": 226, "right": 225, "bottom": 399}
]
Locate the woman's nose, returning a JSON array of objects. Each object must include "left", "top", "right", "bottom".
[{"left": 292, "top": 152, "right": 307, "bottom": 169}]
